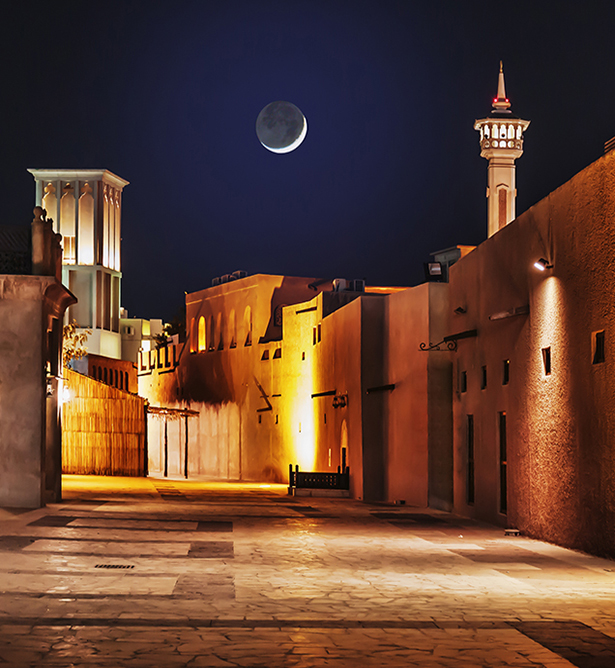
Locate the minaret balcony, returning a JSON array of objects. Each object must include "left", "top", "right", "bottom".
[{"left": 480, "top": 138, "right": 523, "bottom": 151}]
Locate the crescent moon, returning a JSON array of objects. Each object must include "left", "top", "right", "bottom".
[{"left": 266, "top": 114, "right": 308, "bottom": 154}]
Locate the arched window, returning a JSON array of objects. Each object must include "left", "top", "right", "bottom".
[
  {"left": 244, "top": 306, "right": 253, "bottom": 346},
  {"left": 229, "top": 309, "right": 237, "bottom": 348},
  {"left": 500, "top": 125, "right": 506, "bottom": 139},
  {"left": 209, "top": 316, "right": 215, "bottom": 351},
  {"left": 492, "top": 124, "right": 498, "bottom": 139},
  {"left": 91, "top": 365, "right": 97, "bottom": 379},
  {"left": 198, "top": 316, "right": 206, "bottom": 352},
  {"left": 78, "top": 183, "right": 95, "bottom": 265},
  {"left": 508, "top": 124, "right": 514, "bottom": 139},
  {"left": 60, "top": 183, "right": 76, "bottom": 264},
  {"left": 103, "top": 368, "right": 108, "bottom": 384},
  {"left": 217, "top": 313, "right": 223, "bottom": 350},
  {"left": 42, "top": 183, "right": 57, "bottom": 232},
  {"left": 483, "top": 125, "right": 489, "bottom": 139},
  {"left": 114, "top": 369, "right": 118, "bottom": 387},
  {"left": 190, "top": 317, "right": 196, "bottom": 353},
  {"left": 119, "top": 371, "right": 123, "bottom": 391},
  {"left": 516, "top": 126, "right": 522, "bottom": 140},
  {"left": 98, "top": 366, "right": 103, "bottom": 381}
]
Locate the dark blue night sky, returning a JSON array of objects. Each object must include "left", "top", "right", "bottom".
[{"left": 2, "top": 1, "right": 615, "bottom": 321}]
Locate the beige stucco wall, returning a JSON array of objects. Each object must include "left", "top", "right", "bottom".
[
  {"left": 0, "top": 276, "right": 55, "bottom": 506},
  {"left": 449, "top": 148, "right": 615, "bottom": 555},
  {"left": 384, "top": 282, "right": 452, "bottom": 508}
]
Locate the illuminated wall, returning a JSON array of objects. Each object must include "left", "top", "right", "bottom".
[{"left": 449, "top": 148, "right": 615, "bottom": 556}]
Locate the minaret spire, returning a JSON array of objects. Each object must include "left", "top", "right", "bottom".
[
  {"left": 493, "top": 61, "right": 511, "bottom": 111},
  {"left": 474, "top": 63, "right": 530, "bottom": 238}
]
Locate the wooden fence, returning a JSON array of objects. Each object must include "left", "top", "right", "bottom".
[{"left": 62, "top": 368, "right": 147, "bottom": 476}]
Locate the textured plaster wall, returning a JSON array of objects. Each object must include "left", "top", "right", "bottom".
[
  {"left": 142, "top": 275, "right": 338, "bottom": 483},
  {"left": 0, "top": 277, "right": 47, "bottom": 507},
  {"left": 383, "top": 282, "right": 452, "bottom": 508},
  {"left": 449, "top": 149, "right": 615, "bottom": 556}
]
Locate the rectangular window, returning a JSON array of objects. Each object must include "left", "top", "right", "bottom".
[
  {"left": 317, "top": 323, "right": 322, "bottom": 342},
  {"left": 96, "top": 270, "right": 103, "bottom": 329},
  {"left": 542, "top": 347, "right": 551, "bottom": 375},
  {"left": 103, "top": 272, "right": 111, "bottom": 331},
  {"left": 312, "top": 327, "right": 317, "bottom": 345},
  {"left": 503, "top": 359, "right": 510, "bottom": 385},
  {"left": 593, "top": 331, "right": 605, "bottom": 365},
  {"left": 499, "top": 411, "right": 507, "bottom": 514},
  {"left": 467, "top": 415, "right": 475, "bottom": 505},
  {"left": 461, "top": 370, "right": 467, "bottom": 393},
  {"left": 481, "top": 365, "right": 487, "bottom": 390}
]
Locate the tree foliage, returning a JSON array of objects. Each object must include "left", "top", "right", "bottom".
[{"left": 63, "top": 320, "right": 91, "bottom": 367}]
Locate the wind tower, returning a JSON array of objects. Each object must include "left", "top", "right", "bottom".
[
  {"left": 474, "top": 63, "right": 530, "bottom": 238},
  {"left": 28, "top": 169, "right": 129, "bottom": 359}
]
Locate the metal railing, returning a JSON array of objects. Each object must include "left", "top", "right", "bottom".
[{"left": 288, "top": 464, "right": 350, "bottom": 490}]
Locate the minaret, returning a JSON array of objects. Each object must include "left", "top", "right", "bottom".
[{"left": 474, "top": 63, "right": 530, "bottom": 238}]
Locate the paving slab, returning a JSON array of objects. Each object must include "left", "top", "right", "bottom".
[{"left": 0, "top": 475, "right": 612, "bottom": 666}]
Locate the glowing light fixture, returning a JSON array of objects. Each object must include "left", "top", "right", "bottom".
[
  {"left": 61, "top": 385, "right": 71, "bottom": 405},
  {"left": 534, "top": 258, "right": 553, "bottom": 271}
]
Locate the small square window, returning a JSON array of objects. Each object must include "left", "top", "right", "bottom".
[
  {"left": 273, "top": 348, "right": 282, "bottom": 359},
  {"left": 542, "top": 347, "right": 551, "bottom": 375},
  {"left": 593, "top": 331, "right": 605, "bottom": 365},
  {"left": 503, "top": 359, "right": 510, "bottom": 385},
  {"left": 460, "top": 371, "right": 467, "bottom": 393},
  {"left": 481, "top": 365, "right": 487, "bottom": 390}
]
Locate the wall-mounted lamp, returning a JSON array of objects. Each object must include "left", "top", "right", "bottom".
[{"left": 533, "top": 258, "right": 553, "bottom": 271}]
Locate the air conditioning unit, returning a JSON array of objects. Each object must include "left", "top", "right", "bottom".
[
  {"left": 211, "top": 277, "right": 221, "bottom": 286},
  {"left": 232, "top": 270, "right": 247, "bottom": 280},
  {"left": 350, "top": 279, "right": 365, "bottom": 292},
  {"left": 220, "top": 274, "right": 230, "bottom": 284},
  {"left": 332, "top": 278, "right": 347, "bottom": 292}
]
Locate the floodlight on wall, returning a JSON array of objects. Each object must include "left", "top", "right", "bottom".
[
  {"left": 533, "top": 258, "right": 553, "bottom": 271},
  {"left": 428, "top": 262, "right": 443, "bottom": 276}
]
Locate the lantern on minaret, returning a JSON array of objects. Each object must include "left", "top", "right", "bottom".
[{"left": 474, "top": 62, "right": 530, "bottom": 238}]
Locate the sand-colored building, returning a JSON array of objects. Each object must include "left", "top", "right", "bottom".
[
  {"left": 449, "top": 145, "right": 615, "bottom": 557},
  {"left": 0, "top": 208, "right": 75, "bottom": 507}
]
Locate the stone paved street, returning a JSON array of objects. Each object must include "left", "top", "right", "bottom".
[{"left": 0, "top": 476, "right": 614, "bottom": 666}]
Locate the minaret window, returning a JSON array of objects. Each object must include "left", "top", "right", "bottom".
[
  {"left": 508, "top": 125, "right": 514, "bottom": 139},
  {"left": 498, "top": 188, "right": 508, "bottom": 228},
  {"left": 484, "top": 125, "right": 490, "bottom": 139},
  {"left": 516, "top": 126, "right": 522, "bottom": 140},
  {"left": 78, "top": 183, "right": 95, "bottom": 265},
  {"left": 500, "top": 125, "right": 506, "bottom": 139}
]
